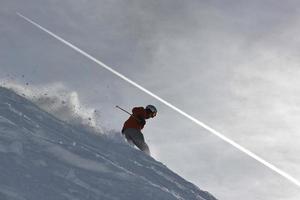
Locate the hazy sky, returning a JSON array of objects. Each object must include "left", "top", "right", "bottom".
[{"left": 1, "top": 0, "right": 300, "bottom": 199}]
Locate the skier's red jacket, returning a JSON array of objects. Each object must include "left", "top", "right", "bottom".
[{"left": 122, "top": 107, "right": 147, "bottom": 132}]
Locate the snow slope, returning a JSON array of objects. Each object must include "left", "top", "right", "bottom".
[{"left": 0, "top": 87, "right": 217, "bottom": 200}]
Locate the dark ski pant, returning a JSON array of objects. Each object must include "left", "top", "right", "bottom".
[{"left": 123, "top": 128, "right": 150, "bottom": 155}]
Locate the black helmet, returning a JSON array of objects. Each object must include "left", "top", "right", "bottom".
[{"left": 146, "top": 105, "right": 157, "bottom": 117}]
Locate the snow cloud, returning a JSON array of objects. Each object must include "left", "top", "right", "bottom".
[{"left": 1, "top": 80, "right": 103, "bottom": 133}]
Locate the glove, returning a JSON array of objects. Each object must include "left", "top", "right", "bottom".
[{"left": 138, "top": 117, "right": 146, "bottom": 126}]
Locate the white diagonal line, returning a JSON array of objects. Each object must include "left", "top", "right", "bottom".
[{"left": 17, "top": 12, "right": 300, "bottom": 188}]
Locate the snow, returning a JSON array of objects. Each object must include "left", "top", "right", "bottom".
[{"left": 0, "top": 87, "right": 217, "bottom": 200}]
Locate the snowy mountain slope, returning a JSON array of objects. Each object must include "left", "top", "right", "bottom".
[{"left": 0, "top": 87, "right": 217, "bottom": 200}]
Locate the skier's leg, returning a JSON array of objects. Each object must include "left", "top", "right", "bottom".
[
  {"left": 123, "top": 128, "right": 151, "bottom": 155},
  {"left": 124, "top": 130, "right": 135, "bottom": 147},
  {"left": 139, "top": 142, "right": 150, "bottom": 155},
  {"left": 131, "top": 133, "right": 151, "bottom": 156},
  {"left": 126, "top": 138, "right": 135, "bottom": 147}
]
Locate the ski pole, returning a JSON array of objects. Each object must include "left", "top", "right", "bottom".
[
  {"left": 115, "top": 105, "right": 142, "bottom": 123},
  {"left": 115, "top": 105, "right": 132, "bottom": 116}
]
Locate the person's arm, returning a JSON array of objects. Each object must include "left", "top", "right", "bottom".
[
  {"left": 132, "top": 107, "right": 146, "bottom": 126},
  {"left": 132, "top": 107, "right": 146, "bottom": 118}
]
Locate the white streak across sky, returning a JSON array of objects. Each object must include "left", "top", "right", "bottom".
[{"left": 17, "top": 12, "right": 300, "bottom": 188}]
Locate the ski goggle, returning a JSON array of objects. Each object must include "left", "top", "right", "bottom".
[{"left": 151, "top": 112, "right": 157, "bottom": 117}]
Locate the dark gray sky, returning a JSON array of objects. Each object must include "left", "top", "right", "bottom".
[{"left": 1, "top": 0, "right": 300, "bottom": 199}]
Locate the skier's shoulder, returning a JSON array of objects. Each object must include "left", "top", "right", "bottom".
[{"left": 132, "top": 106, "right": 146, "bottom": 115}]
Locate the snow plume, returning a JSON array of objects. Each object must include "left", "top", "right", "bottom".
[{"left": 1, "top": 81, "right": 104, "bottom": 133}]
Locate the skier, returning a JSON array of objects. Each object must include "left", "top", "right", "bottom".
[{"left": 121, "top": 105, "right": 157, "bottom": 155}]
